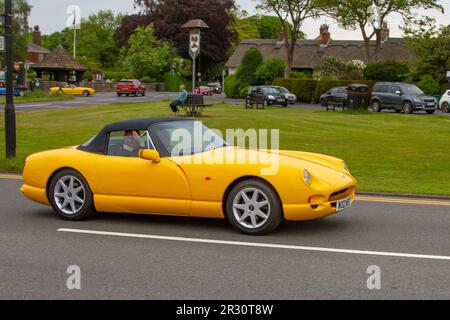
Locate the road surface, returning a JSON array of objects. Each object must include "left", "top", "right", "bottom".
[{"left": 0, "top": 176, "right": 449, "bottom": 299}]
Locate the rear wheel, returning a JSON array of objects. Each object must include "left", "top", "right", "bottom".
[
  {"left": 371, "top": 100, "right": 381, "bottom": 112},
  {"left": 82, "top": 90, "right": 90, "bottom": 97},
  {"left": 441, "top": 102, "right": 450, "bottom": 113},
  {"left": 403, "top": 101, "right": 413, "bottom": 114},
  {"left": 49, "top": 169, "right": 95, "bottom": 221},
  {"left": 225, "top": 179, "right": 282, "bottom": 235},
  {"left": 117, "top": 93, "right": 122, "bottom": 97}
]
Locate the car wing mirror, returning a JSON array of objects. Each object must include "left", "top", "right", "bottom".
[
  {"left": 139, "top": 149, "right": 160, "bottom": 163},
  {"left": 395, "top": 90, "right": 402, "bottom": 95}
]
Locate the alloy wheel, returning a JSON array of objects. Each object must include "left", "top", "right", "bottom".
[
  {"left": 232, "top": 187, "right": 271, "bottom": 229},
  {"left": 53, "top": 175, "right": 86, "bottom": 215}
]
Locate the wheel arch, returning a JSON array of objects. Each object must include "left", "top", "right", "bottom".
[
  {"left": 46, "top": 167, "right": 87, "bottom": 202},
  {"left": 221, "top": 175, "right": 284, "bottom": 219}
]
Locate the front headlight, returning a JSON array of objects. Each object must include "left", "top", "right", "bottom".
[
  {"left": 303, "top": 169, "right": 311, "bottom": 186},
  {"left": 414, "top": 98, "right": 422, "bottom": 103},
  {"left": 268, "top": 95, "right": 275, "bottom": 100}
]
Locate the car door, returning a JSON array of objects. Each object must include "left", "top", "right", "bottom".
[
  {"left": 335, "top": 87, "right": 347, "bottom": 105},
  {"left": 94, "top": 130, "right": 191, "bottom": 216},
  {"left": 328, "top": 88, "right": 338, "bottom": 105},
  {"left": 387, "top": 85, "right": 402, "bottom": 109}
]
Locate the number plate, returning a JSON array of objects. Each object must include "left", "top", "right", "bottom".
[{"left": 336, "top": 196, "right": 353, "bottom": 212}]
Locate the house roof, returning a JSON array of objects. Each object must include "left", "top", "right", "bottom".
[
  {"left": 30, "top": 45, "right": 88, "bottom": 71},
  {"left": 27, "top": 42, "right": 50, "bottom": 54},
  {"left": 225, "top": 38, "right": 416, "bottom": 69}
]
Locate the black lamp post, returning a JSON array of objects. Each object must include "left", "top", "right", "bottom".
[{"left": 4, "top": 0, "right": 15, "bottom": 158}]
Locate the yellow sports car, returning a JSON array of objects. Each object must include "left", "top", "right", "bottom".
[
  {"left": 21, "top": 118, "right": 357, "bottom": 235},
  {"left": 50, "top": 84, "right": 95, "bottom": 97}
]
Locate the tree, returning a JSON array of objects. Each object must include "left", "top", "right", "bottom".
[
  {"left": 257, "top": 0, "right": 319, "bottom": 78},
  {"left": 236, "top": 47, "right": 264, "bottom": 85},
  {"left": 316, "top": 57, "right": 365, "bottom": 80},
  {"left": 123, "top": 25, "right": 175, "bottom": 80},
  {"left": 404, "top": 23, "right": 450, "bottom": 85},
  {"left": 0, "top": 0, "right": 31, "bottom": 61},
  {"left": 255, "top": 57, "right": 285, "bottom": 84},
  {"left": 115, "top": 0, "right": 237, "bottom": 77},
  {"left": 317, "top": 0, "right": 442, "bottom": 63},
  {"left": 417, "top": 74, "right": 441, "bottom": 95}
]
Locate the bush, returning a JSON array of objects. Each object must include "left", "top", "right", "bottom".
[
  {"left": 417, "top": 74, "right": 441, "bottom": 95},
  {"left": 164, "top": 72, "right": 180, "bottom": 92},
  {"left": 239, "top": 85, "right": 250, "bottom": 99},
  {"left": 255, "top": 57, "right": 285, "bottom": 85},
  {"left": 272, "top": 78, "right": 318, "bottom": 103},
  {"left": 236, "top": 47, "right": 264, "bottom": 85},
  {"left": 363, "top": 61, "right": 410, "bottom": 82},
  {"left": 289, "top": 71, "right": 312, "bottom": 79},
  {"left": 140, "top": 76, "right": 153, "bottom": 83},
  {"left": 224, "top": 74, "right": 242, "bottom": 98}
]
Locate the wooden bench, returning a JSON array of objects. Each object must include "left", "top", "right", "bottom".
[
  {"left": 180, "top": 94, "right": 212, "bottom": 117},
  {"left": 245, "top": 93, "right": 266, "bottom": 109}
]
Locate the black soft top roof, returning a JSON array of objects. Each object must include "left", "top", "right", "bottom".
[{"left": 78, "top": 118, "right": 186, "bottom": 154}]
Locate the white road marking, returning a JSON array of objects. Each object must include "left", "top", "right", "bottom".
[{"left": 58, "top": 228, "right": 450, "bottom": 261}]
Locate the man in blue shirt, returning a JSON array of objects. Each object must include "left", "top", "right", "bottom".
[{"left": 170, "top": 85, "right": 188, "bottom": 114}]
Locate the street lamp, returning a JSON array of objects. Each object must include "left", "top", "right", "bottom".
[
  {"left": 181, "top": 19, "right": 209, "bottom": 93},
  {"left": 3, "top": 0, "right": 15, "bottom": 158}
]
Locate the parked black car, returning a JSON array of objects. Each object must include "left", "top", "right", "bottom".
[
  {"left": 246, "top": 86, "right": 288, "bottom": 107},
  {"left": 319, "top": 86, "right": 348, "bottom": 109},
  {"left": 370, "top": 82, "right": 437, "bottom": 114}
]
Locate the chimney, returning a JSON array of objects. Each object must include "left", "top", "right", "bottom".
[
  {"left": 318, "top": 24, "right": 331, "bottom": 44},
  {"left": 33, "top": 25, "right": 42, "bottom": 47},
  {"left": 381, "top": 22, "right": 390, "bottom": 42}
]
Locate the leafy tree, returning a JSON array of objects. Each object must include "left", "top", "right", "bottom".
[
  {"left": 232, "top": 14, "right": 260, "bottom": 42},
  {"left": 0, "top": 0, "right": 31, "bottom": 61},
  {"left": 258, "top": 15, "right": 286, "bottom": 39},
  {"left": 317, "top": 0, "right": 442, "bottom": 63},
  {"left": 404, "top": 23, "right": 450, "bottom": 85},
  {"left": 236, "top": 47, "right": 264, "bottom": 85},
  {"left": 116, "top": 0, "right": 237, "bottom": 77},
  {"left": 41, "top": 11, "right": 124, "bottom": 69},
  {"left": 123, "top": 25, "right": 175, "bottom": 80},
  {"left": 417, "top": 74, "right": 441, "bottom": 95},
  {"left": 257, "top": 0, "right": 320, "bottom": 78},
  {"left": 317, "top": 57, "right": 365, "bottom": 80},
  {"left": 363, "top": 60, "right": 410, "bottom": 82},
  {"left": 255, "top": 57, "right": 285, "bottom": 84}
]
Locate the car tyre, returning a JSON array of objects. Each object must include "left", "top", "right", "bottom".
[
  {"left": 82, "top": 90, "right": 90, "bottom": 97},
  {"left": 403, "top": 102, "right": 413, "bottom": 114},
  {"left": 49, "top": 169, "right": 95, "bottom": 221},
  {"left": 371, "top": 100, "right": 381, "bottom": 112},
  {"left": 117, "top": 93, "right": 122, "bottom": 97},
  {"left": 225, "top": 179, "right": 283, "bottom": 236},
  {"left": 141, "top": 91, "right": 146, "bottom": 97},
  {"left": 441, "top": 102, "right": 449, "bottom": 113}
]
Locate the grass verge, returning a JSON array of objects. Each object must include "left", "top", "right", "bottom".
[
  {"left": 0, "top": 91, "right": 75, "bottom": 103},
  {"left": 0, "top": 101, "right": 449, "bottom": 195}
]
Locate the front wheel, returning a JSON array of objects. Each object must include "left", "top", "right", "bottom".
[
  {"left": 403, "top": 102, "right": 413, "bottom": 114},
  {"left": 49, "top": 169, "right": 95, "bottom": 221},
  {"left": 82, "top": 90, "right": 90, "bottom": 97},
  {"left": 225, "top": 179, "right": 283, "bottom": 235},
  {"left": 442, "top": 102, "right": 450, "bottom": 113}
]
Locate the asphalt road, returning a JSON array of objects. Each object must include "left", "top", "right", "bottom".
[
  {"left": 1, "top": 92, "right": 449, "bottom": 117},
  {"left": 0, "top": 176, "right": 449, "bottom": 300}
]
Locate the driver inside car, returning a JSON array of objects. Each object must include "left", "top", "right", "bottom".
[{"left": 120, "top": 130, "right": 144, "bottom": 157}]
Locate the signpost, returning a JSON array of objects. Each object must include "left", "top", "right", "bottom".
[
  {"left": 181, "top": 20, "right": 209, "bottom": 93},
  {"left": 4, "top": 0, "right": 16, "bottom": 158},
  {"left": 0, "top": 36, "right": 4, "bottom": 51}
]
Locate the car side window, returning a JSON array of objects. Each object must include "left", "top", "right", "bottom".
[
  {"left": 391, "top": 86, "right": 401, "bottom": 94},
  {"left": 106, "top": 130, "right": 151, "bottom": 157},
  {"left": 374, "top": 85, "right": 389, "bottom": 93}
]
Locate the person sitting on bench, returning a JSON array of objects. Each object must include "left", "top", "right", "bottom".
[{"left": 170, "top": 85, "right": 188, "bottom": 114}]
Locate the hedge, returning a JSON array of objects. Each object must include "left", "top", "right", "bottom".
[
  {"left": 164, "top": 73, "right": 180, "bottom": 92},
  {"left": 272, "top": 78, "right": 376, "bottom": 103}
]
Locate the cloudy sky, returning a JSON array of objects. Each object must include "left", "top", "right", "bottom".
[{"left": 28, "top": 0, "right": 449, "bottom": 39}]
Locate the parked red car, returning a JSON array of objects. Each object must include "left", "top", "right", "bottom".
[
  {"left": 194, "top": 86, "right": 213, "bottom": 96},
  {"left": 116, "top": 79, "right": 146, "bottom": 97}
]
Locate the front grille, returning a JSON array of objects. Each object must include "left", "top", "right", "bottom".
[{"left": 329, "top": 189, "right": 348, "bottom": 200}]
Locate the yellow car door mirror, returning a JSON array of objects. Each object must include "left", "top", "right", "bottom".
[{"left": 139, "top": 149, "right": 160, "bottom": 163}]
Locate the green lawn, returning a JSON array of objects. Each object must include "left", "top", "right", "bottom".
[{"left": 1, "top": 101, "right": 449, "bottom": 195}]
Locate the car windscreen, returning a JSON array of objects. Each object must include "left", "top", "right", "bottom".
[
  {"left": 262, "top": 88, "right": 279, "bottom": 94},
  {"left": 148, "top": 121, "right": 228, "bottom": 157},
  {"left": 276, "top": 87, "right": 289, "bottom": 93},
  {"left": 401, "top": 85, "right": 424, "bottom": 95}
]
